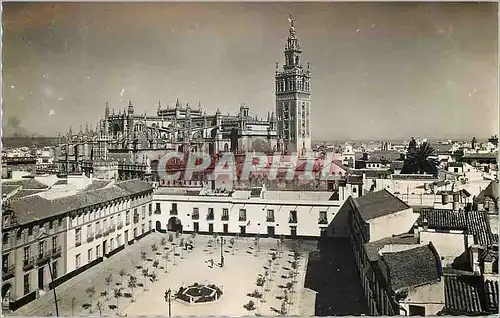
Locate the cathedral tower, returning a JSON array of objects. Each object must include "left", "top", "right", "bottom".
[{"left": 275, "top": 16, "right": 311, "bottom": 155}]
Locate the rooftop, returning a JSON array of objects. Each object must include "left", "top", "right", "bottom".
[
  {"left": 416, "top": 209, "right": 495, "bottom": 247},
  {"left": 3, "top": 178, "right": 49, "bottom": 189},
  {"left": 364, "top": 233, "right": 420, "bottom": 262},
  {"left": 351, "top": 189, "right": 411, "bottom": 221},
  {"left": 6, "top": 180, "right": 152, "bottom": 226},
  {"left": 443, "top": 273, "right": 498, "bottom": 315},
  {"left": 381, "top": 243, "right": 440, "bottom": 292}
]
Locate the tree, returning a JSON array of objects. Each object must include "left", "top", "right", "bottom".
[
  {"left": 96, "top": 301, "right": 104, "bottom": 316},
  {"left": 175, "top": 230, "right": 181, "bottom": 244},
  {"left": 168, "top": 233, "right": 174, "bottom": 246},
  {"left": 104, "top": 274, "right": 113, "bottom": 300},
  {"left": 128, "top": 276, "right": 137, "bottom": 301},
  {"left": 152, "top": 260, "right": 159, "bottom": 278},
  {"left": 142, "top": 268, "right": 149, "bottom": 291},
  {"left": 113, "top": 288, "right": 122, "bottom": 308},
  {"left": 86, "top": 286, "right": 96, "bottom": 313},
  {"left": 119, "top": 269, "right": 126, "bottom": 286},
  {"left": 229, "top": 238, "right": 235, "bottom": 255},
  {"left": 163, "top": 252, "right": 169, "bottom": 273},
  {"left": 191, "top": 232, "right": 197, "bottom": 247},
  {"left": 408, "top": 137, "right": 417, "bottom": 151},
  {"left": 151, "top": 244, "right": 159, "bottom": 259},
  {"left": 179, "top": 238, "right": 185, "bottom": 259},
  {"left": 401, "top": 141, "right": 439, "bottom": 176},
  {"left": 140, "top": 250, "right": 147, "bottom": 268}
]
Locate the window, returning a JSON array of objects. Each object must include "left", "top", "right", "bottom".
[
  {"left": 239, "top": 209, "right": 247, "bottom": 221},
  {"left": 141, "top": 224, "right": 145, "bottom": 234},
  {"left": 75, "top": 228, "right": 82, "bottom": 245},
  {"left": 172, "top": 203, "right": 178, "bottom": 213},
  {"left": 28, "top": 227, "right": 33, "bottom": 236},
  {"left": 148, "top": 220, "right": 152, "bottom": 231},
  {"left": 87, "top": 224, "right": 93, "bottom": 238},
  {"left": 49, "top": 221, "right": 53, "bottom": 230},
  {"left": 155, "top": 203, "right": 161, "bottom": 214},
  {"left": 16, "top": 229, "right": 22, "bottom": 240},
  {"left": 149, "top": 203, "right": 153, "bottom": 215},
  {"left": 141, "top": 206, "right": 146, "bottom": 219},
  {"left": 267, "top": 209, "right": 275, "bottom": 221},
  {"left": 319, "top": 211, "right": 327, "bottom": 224},
  {"left": 126, "top": 211, "right": 130, "bottom": 223},
  {"left": 2, "top": 233, "right": 9, "bottom": 245},
  {"left": 52, "top": 237, "right": 57, "bottom": 250},
  {"left": 38, "top": 241, "right": 45, "bottom": 257},
  {"left": 88, "top": 248, "right": 93, "bottom": 262},
  {"left": 52, "top": 261, "right": 58, "bottom": 279},
  {"left": 24, "top": 273, "right": 30, "bottom": 295},
  {"left": 117, "top": 234, "right": 122, "bottom": 246},
  {"left": 289, "top": 211, "right": 297, "bottom": 223},
  {"left": 58, "top": 218, "right": 63, "bottom": 227},
  {"left": 96, "top": 245, "right": 101, "bottom": 258},
  {"left": 24, "top": 246, "right": 30, "bottom": 261},
  {"left": 75, "top": 254, "right": 81, "bottom": 269},
  {"left": 96, "top": 221, "right": 101, "bottom": 232}
]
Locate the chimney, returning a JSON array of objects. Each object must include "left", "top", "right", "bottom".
[
  {"left": 470, "top": 246, "right": 481, "bottom": 274},
  {"left": 422, "top": 217, "right": 428, "bottom": 231}
]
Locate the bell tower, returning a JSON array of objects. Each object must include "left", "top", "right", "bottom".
[{"left": 275, "top": 15, "right": 311, "bottom": 155}]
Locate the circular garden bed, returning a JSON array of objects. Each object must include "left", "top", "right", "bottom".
[{"left": 176, "top": 282, "right": 223, "bottom": 304}]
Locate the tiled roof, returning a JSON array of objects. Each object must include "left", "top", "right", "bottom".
[
  {"left": 382, "top": 244, "right": 440, "bottom": 291},
  {"left": 352, "top": 189, "right": 410, "bottom": 221},
  {"left": 444, "top": 274, "right": 499, "bottom": 315},
  {"left": 2, "top": 184, "right": 21, "bottom": 196},
  {"left": 349, "top": 169, "right": 392, "bottom": 179},
  {"left": 390, "top": 161, "right": 405, "bottom": 170},
  {"left": 367, "top": 156, "right": 382, "bottom": 163},
  {"left": 4, "top": 179, "right": 49, "bottom": 189},
  {"left": 416, "top": 209, "right": 494, "bottom": 246},
  {"left": 115, "top": 179, "right": 153, "bottom": 194},
  {"left": 9, "top": 189, "right": 46, "bottom": 201},
  {"left": 392, "top": 174, "right": 437, "bottom": 180},
  {"left": 79, "top": 180, "right": 112, "bottom": 192},
  {"left": 462, "top": 152, "right": 498, "bottom": 159},
  {"left": 7, "top": 184, "right": 146, "bottom": 226},
  {"left": 364, "top": 233, "right": 419, "bottom": 262},
  {"left": 370, "top": 151, "right": 404, "bottom": 162}
]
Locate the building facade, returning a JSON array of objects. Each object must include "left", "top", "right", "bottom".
[{"left": 1, "top": 179, "right": 153, "bottom": 311}]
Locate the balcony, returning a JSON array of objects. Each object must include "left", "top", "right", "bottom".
[
  {"left": 170, "top": 210, "right": 178, "bottom": 216},
  {"left": 23, "top": 257, "right": 35, "bottom": 271},
  {"left": 51, "top": 246, "right": 62, "bottom": 258},
  {"left": 87, "top": 235, "right": 94, "bottom": 243},
  {"left": 75, "top": 239, "right": 82, "bottom": 247},
  {"left": 117, "top": 222, "right": 123, "bottom": 230},
  {"left": 133, "top": 215, "right": 139, "bottom": 224},
  {"left": 154, "top": 209, "right": 162, "bottom": 215},
  {"left": 103, "top": 229, "right": 110, "bottom": 236},
  {"left": 289, "top": 218, "right": 298, "bottom": 224},
  {"left": 109, "top": 226, "right": 116, "bottom": 233},
  {"left": 318, "top": 218, "right": 328, "bottom": 225},
  {"left": 221, "top": 215, "right": 229, "bottom": 221},
  {"left": 266, "top": 217, "right": 275, "bottom": 222},
  {"left": 126, "top": 220, "right": 130, "bottom": 226},
  {"left": 206, "top": 214, "right": 214, "bottom": 221},
  {"left": 2, "top": 265, "right": 15, "bottom": 279},
  {"left": 239, "top": 216, "right": 247, "bottom": 222},
  {"left": 192, "top": 214, "right": 200, "bottom": 220},
  {"left": 37, "top": 251, "right": 51, "bottom": 265},
  {"left": 95, "top": 230, "right": 103, "bottom": 238}
]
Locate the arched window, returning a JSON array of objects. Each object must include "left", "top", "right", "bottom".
[{"left": 2, "top": 233, "right": 9, "bottom": 245}]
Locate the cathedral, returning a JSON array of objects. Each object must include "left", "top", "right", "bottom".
[{"left": 56, "top": 16, "right": 312, "bottom": 179}]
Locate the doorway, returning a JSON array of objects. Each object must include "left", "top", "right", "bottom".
[
  {"left": 208, "top": 224, "right": 214, "bottom": 234},
  {"left": 193, "top": 222, "right": 199, "bottom": 233},
  {"left": 223, "top": 224, "right": 229, "bottom": 234},
  {"left": 38, "top": 267, "right": 44, "bottom": 290},
  {"left": 290, "top": 226, "right": 297, "bottom": 238},
  {"left": 167, "top": 217, "right": 183, "bottom": 233},
  {"left": 267, "top": 226, "right": 275, "bottom": 238},
  {"left": 240, "top": 226, "right": 246, "bottom": 235},
  {"left": 102, "top": 240, "right": 107, "bottom": 256}
]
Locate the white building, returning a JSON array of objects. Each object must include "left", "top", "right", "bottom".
[{"left": 152, "top": 185, "right": 359, "bottom": 238}]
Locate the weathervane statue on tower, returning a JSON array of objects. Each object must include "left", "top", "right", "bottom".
[{"left": 288, "top": 15, "right": 295, "bottom": 36}]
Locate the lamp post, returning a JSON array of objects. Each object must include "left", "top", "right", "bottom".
[
  {"left": 164, "top": 288, "right": 172, "bottom": 317},
  {"left": 220, "top": 234, "right": 224, "bottom": 267},
  {"left": 37, "top": 231, "right": 59, "bottom": 316}
]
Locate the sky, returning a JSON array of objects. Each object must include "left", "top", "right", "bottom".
[{"left": 2, "top": 2, "right": 498, "bottom": 140}]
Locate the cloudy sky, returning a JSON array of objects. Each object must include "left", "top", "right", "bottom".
[{"left": 3, "top": 2, "right": 498, "bottom": 140}]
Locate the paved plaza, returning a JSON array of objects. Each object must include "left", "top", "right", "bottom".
[{"left": 13, "top": 232, "right": 312, "bottom": 317}]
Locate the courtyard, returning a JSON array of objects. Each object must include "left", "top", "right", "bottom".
[{"left": 13, "top": 232, "right": 312, "bottom": 317}]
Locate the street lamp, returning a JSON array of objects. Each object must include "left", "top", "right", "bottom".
[
  {"left": 164, "top": 288, "right": 173, "bottom": 317},
  {"left": 37, "top": 231, "right": 59, "bottom": 316}
]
